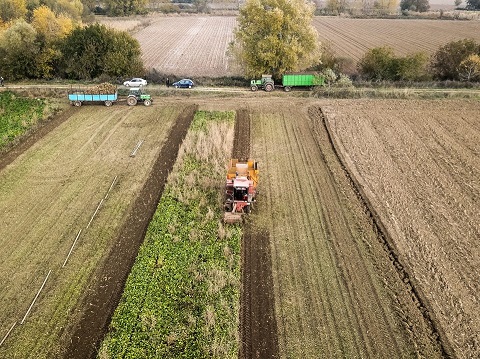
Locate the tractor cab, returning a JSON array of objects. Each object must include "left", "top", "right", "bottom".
[
  {"left": 250, "top": 74, "right": 275, "bottom": 92},
  {"left": 127, "top": 88, "right": 152, "bottom": 106}
]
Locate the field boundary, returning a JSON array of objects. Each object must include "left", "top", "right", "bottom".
[{"left": 313, "top": 106, "right": 453, "bottom": 358}]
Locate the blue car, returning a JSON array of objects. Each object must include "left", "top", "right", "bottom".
[{"left": 173, "top": 79, "right": 194, "bottom": 88}]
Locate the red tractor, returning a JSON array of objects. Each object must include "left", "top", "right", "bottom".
[{"left": 224, "top": 159, "right": 259, "bottom": 224}]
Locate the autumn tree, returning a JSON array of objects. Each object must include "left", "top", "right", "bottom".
[
  {"left": 31, "top": 5, "right": 73, "bottom": 78},
  {"left": 0, "top": 19, "right": 38, "bottom": 79},
  {"left": 103, "top": 0, "right": 148, "bottom": 16},
  {"left": 431, "top": 39, "right": 480, "bottom": 80},
  {"left": 0, "top": 0, "right": 27, "bottom": 23},
  {"left": 358, "top": 46, "right": 429, "bottom": 81},
  {"left": 458, "top": 54, "right": 480, "bottom": 81},
  {"left": 400, "top": 0, "right": 430, "bottom": 11},
  {"left": 374, "top": 0, "right": 399, "bottom": 14},
  {"left": 230, "top": 0, "right": 320, "bottom": 79},
  {"left": 59, "top": 24, "right": 144, "bottom": 79}
]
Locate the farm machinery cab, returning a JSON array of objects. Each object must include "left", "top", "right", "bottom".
[
  {"left": 224, "top": 159, "right": 259, "bottom": 224},
  {"left": 127, "top": 88, "right": 152, "bottom": 106},
  {"left": 250, "top": 75, "right": 275, "bottom": 92}
]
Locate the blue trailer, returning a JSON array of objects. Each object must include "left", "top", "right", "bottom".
[{"left": 68, "top": 90, "right": 118, "bottom": 107}]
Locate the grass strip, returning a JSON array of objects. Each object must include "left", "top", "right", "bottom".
[{"left": 0, "top": 91, "right": 46, "bottom": 149}]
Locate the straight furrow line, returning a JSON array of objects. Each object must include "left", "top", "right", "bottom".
[{"left": 320, "top": 107, "right": 452, "bottom": 358}]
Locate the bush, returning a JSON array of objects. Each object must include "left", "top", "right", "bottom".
[
  {"left": 358, "top": 46, "right": 429, "bottom": 81},
  {"left": 431, "top": 39, "right": 480, "bottom": 81}
]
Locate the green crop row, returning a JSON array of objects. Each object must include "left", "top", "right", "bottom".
[
  {"left": 0, "top": 91, "right": 46, "bottom": 149},
  {"left": 99, "top": 111, "right": 240, "bottom": 359}
]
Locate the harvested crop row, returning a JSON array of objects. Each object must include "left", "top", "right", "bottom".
[
  {"left": 99, "top": 111, "right": 241, "bottom": 358},
  {"left": 249, "top": 100, "right": 443, "bottom": 358},
  {"left": 323, "top": 99, "right": 480, "bottom": 358}
]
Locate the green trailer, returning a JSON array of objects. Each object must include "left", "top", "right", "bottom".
[
  {"left": 282, "top": 73, "right": 325, "bottom": 91},
  {"left": 250, "top": 73, "right": 325, "bottom": 92}
]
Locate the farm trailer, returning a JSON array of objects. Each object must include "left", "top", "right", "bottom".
[
  {"left": 250, "top": 73, "right": 325, "bottom": 92},
  {"left": 68, "top": 91, "right": 118, "bottom": 107}
]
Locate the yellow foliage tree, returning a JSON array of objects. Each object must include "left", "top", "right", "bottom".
[
  {"left": 32, "top": 5, "right": 73, "bottom": 41},
  {"left": 459, "top": 54, "right": 480, "bottom": 81},
  {"left": 231, "top": 0, "right": 320, "bottom": 79},
  {"left": 0, "top": 0, "right": 27, "bottom": 23}
]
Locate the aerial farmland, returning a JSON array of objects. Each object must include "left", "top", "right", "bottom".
[{"left": 0, "top": 14, "right": 479, "bottom": 359}]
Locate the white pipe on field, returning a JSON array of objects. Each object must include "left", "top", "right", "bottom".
[
  {"left": 0, "top": 322, "right": 16, "bottom": 347},
  {"left": 62, "top": 229, "right": 82, "bottom": 268},
  {"left": 86, "top": 198, "right": 104, "bottom": 230},
  {"left": 130, "top": 140, "right": 144, "bottom": 157},
  {"left": 21, "top": 270, "right": 52, "bottom": 325},
  {"left": 104, "top": 175, "right": 118, "bottom": 200}
]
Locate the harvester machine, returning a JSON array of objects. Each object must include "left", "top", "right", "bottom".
[{"left": 224, "top": 159, "right": 259, "bottom": 224}]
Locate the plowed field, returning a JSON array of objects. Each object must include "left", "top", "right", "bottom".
[
  {"left": 133, "top": 16, "right": 237, "bottom": 77},
  {"left": 98, "top": 14, "right": 480, "bottom": 77},
  {"left": 313, "top": 17, "right": 480, "bottom": 73},
  {"left": 324, "top": 99, "right": 480, "bottom": 359}
]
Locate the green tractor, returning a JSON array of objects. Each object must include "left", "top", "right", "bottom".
[
  {"left": 127, "top": 88, "right": 152, "bottom": 106},
  {"left": 250, "top": 74, "right": 275, "bottom": 92}
]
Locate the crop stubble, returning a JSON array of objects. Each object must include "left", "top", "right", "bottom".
[
  {"left": 249, "top": 98, "right": 443, "bottom": 358},
  {"left": 324, "top": 99, "right": 480, "bottom": 358},
  {"left": 0, "top": 104, "right": 188, "bottom": 358}
]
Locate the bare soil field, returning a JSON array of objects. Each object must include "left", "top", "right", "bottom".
[
  {"left": 99, "top": 14, "right": 480, "bottom": 77},
  {"left": 245, "top": 98, "right": 444, "bottom": 358},
  {"left": 0, "top": 103, "right": 192, "bottom": 358},
  {"left": 324, "top": 99, "right": 480, "bottom": 358},
  {"left": 133, "top": 16, "right": 238, "bottom": 77}
]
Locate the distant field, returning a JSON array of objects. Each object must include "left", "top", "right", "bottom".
[
  {"left": 98, "top": 15, "right": 480, "bottom": 77},
  {"left": 313, "top": 17, "right": 480, "bottom": 73}
]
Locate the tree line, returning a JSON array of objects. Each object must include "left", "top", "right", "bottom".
[
  {"left": 0, "top": 1, "right": 144, "bottom": 81},
  {"left": 358, "top": 39, "right": 480, "bottom": 82}
]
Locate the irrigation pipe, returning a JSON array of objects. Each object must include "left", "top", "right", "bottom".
[
  {"left": 85, "top": 198, "right": 104, "bottom": 230},
  {"left": 130, "top": 140, "right": 144, "bottom": 157},
  {"left": 62, "top": 229, "right": 82, "bottom": 268},
  {"left": 104, "top": 175, "right": 118, "bottom": 200},
  {"left": 0, "top": 322, "right": 16, "bottom": 347},
  {"left": 21, "top": 270, "right": 52, "bottom": 325}
]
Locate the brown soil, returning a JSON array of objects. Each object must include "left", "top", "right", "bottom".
[
  {"left": 64, "top": 105, "right": 197, "bottom": 359},
  {"left": 235, "top": 108, "right": 279, "bottom": 359}
]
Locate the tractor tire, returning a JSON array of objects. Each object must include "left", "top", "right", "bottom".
[
  {"left": 284, "top": 86, "right": 291, "bottom": 92},
  {"left": 264, "top": 83, "right": 274, "bottom": 92},
  {"left": 104, "top": 100, "right": 113, "bottom": 107},
  {"left": 251, "top": 86, "right": 258, "bottom": 91},
  {"left": 127, "top": 96, "right": 137, "bottom": 106},
  {"left": 74, "top": 101, "right": 82, "bottom": 107},
  {"left": 143, "top": 99, "right": 152, "bottom": 106}
]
